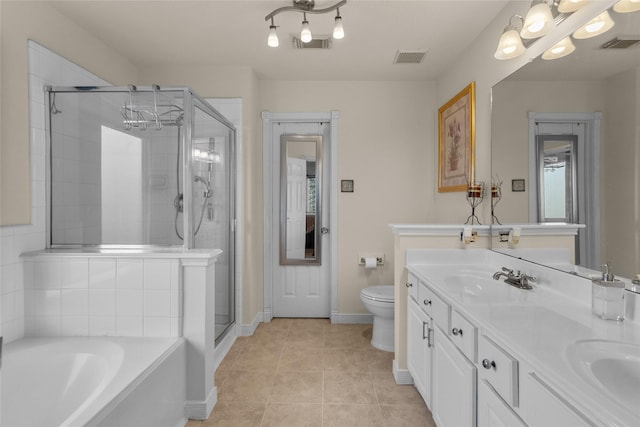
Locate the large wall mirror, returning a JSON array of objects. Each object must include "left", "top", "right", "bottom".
[
  {"left": 280, "top": 134, "right": 323, "bottom": 265},
  {"left": 491, "top": 6, "right": 640, "bottom": 279}
]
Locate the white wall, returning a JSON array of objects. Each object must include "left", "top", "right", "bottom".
[{"left": 259, "top": 80, "right": 434, "bottom": 314}]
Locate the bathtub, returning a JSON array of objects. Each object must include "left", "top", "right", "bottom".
[{"left": 1, "top": 337, "right": 186, "bottom": 427}]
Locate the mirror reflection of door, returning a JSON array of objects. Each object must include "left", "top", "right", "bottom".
[
  {"left": 537, "top": 135, "right": 577, "bottom": 223},
  {"left": 280, "top": 134, "right": 322, "bottom": 265}
]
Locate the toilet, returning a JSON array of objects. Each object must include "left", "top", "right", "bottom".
[{"left": 360, "top": 285, "right": 395, "bottom": 352}]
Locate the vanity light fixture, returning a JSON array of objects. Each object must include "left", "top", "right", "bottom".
[
  {"left": 265, "top": 0, "right": 347, "bottom": 48},
  {"left": 613, "top": 0, "right": 640, "bottom": 13},
  {"left": 494, "top": 15, "right": 526, "bottom": 60},
  {"left": 521, "top": 0, "right": 556, "bottom": 39},
  {"left": 542, "top": 36, "right": 576, "bottom": 59},
  {"left": 573, "top": 10, "right": 615, "bottom": 39},
  {"left": 558, "top": 0, "right": 590, "bottom": 13}
]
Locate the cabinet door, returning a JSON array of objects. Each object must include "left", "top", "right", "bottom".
[
  {"left": 523, "top": 373, "right": 596, "bottom": 427},
  {"left": 432, "top": 326, "right": 477, "bottom": 427},
  {"left": 407, "top": 296, "right": 432, "bottom": 407},
  {"left": 478, "top": 380, "right": 526, "bottom": 427}
]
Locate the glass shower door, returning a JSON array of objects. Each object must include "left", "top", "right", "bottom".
[{"left": 191, "top": 101, "right": 236, "bottom": 343}]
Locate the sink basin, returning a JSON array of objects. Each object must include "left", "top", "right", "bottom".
[
  {"left": 566, "top": 340, "right": 640, "bottom": 414},
  {"left": 443, "top": 274, "right": 529, "bottom": 303}
]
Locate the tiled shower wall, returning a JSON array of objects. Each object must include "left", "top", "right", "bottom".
[{"left": 0, "top": 41, "right": 109, "bottom": 343}]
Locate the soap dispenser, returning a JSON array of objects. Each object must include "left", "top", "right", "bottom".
[{"left": 592, "top": 263, "right": 625, "bottom": 321}]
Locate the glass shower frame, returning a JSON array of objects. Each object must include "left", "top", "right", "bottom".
[{"left": 45, "top": 85, "right": 236, "bottom": 341}]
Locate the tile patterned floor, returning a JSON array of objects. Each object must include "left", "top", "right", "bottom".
[{"left": 185, "top": 318, "right": 436, "bottom": 427}]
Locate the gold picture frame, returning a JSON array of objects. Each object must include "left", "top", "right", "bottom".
[{"left": 438, "top": 82, "right": 475, "bottom": 192}]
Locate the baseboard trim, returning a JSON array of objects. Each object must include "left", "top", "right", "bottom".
[
  {"left": 238, "top": 312, "right": 262, "bottom": 336},
  {"left": 330, "top": 311, "right": 373, "bottom": 324},
  {"left": 393, "top": 359, "right": 414, "bottom": 385},
  {"left": 185, "top": 385, "right": 217, "bottom": 420}
]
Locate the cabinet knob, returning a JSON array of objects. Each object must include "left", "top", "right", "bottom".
[
  {"left": 423, "top": 299, "right": 432, "bottom": 306},
  {"left": 452, "top": 327, "right": 463, "bottom": 336},
  {"left": 482, "top": 359, "right": 496, "bottom": 370},
  {"left": 406, "top": 282, "right": 413, "bottom": 288}
]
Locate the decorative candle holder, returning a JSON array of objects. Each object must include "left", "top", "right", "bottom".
[
  {"left": 465, "top": 181, "right": 485, "bottom": 225},
  {"left": 491, "top": 177, "right": 503, "bottom": 225}
]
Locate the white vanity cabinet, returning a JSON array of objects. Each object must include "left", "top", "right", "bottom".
[
  {"left": 407, "top": 296, "right": 433, "bottom": 406},
  {"left": 432, "top": 325, "right": 477, "bottom": 427}
]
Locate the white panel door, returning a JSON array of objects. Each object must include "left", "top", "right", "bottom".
[{"left": 271, "top": 121, "right": 331, "bottom": 317}]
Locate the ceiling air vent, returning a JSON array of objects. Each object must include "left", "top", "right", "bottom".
[
  {"left": 292, "top": 35, "right": 332, "bottom": 49},
  {"left": 393, "top": 50, "right": 427, "bottom": 64},
  {"left": 600, "top": 37, "right": 640, "bottom": 49}
]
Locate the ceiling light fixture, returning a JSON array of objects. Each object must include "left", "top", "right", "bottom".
[
  {"left": 573, "top": 10, "right": 615, "bottom": 39},
  {"left": 265, "top": 0, "right": 347, "bottom": 48},
  {"left": 494, "top": 15, "right": 526, "bottom": 60},
  {"left": 557, "top": 0, "right": 590, "bottom": 13},
  {"left": 613, "top": 0, "right": 640, "bottom": 13},
  {"left": 521, "top": 0, "right": 556, "bottom": 39},
  {"left": 542, "top": 36, "right": 576, "bottom": 59}
]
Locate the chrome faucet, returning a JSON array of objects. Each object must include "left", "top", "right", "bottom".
[{"left": 493, "top": 267, "right": 536, "bottom": 290}]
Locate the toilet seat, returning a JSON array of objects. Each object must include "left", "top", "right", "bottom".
[{"left": 360, "top": 285, "right": 394, "bottom": 303}]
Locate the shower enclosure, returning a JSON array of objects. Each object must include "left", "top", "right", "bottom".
[{"left": 46, "top": 85, "right": 236, "bottom": 342}]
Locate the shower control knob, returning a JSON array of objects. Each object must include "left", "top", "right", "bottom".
[{"left": 452, "top": 328, "right": 463, "bottom": 336}]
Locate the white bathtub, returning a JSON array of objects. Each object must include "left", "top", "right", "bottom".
[{"left": 1, "top": 337, "right": 186, "bottom": 427}]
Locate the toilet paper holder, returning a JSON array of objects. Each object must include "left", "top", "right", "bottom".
[{"left": 359, "top": 255, "right": 385, "bottom": 266}]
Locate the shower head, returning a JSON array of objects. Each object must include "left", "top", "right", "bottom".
[{"left": 194, "top": 175, "right": 212, "bottom": 198}]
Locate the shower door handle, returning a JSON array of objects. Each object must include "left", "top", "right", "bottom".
[{"left": 321, "top": 227, "right": 329, "bottom": 234}]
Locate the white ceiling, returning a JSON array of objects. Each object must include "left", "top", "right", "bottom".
[{"left": 49, "top": 0, "right": 511, "bottom": 81}]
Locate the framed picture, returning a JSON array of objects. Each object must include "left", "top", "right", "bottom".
[
  {"left": 438, "top": 82, "right": 475, "bottom": 192},
  {"left": 512, "top": 179, "right": 525, "bottom": 192}
]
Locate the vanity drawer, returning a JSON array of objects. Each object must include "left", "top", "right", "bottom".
[
  {"left": 478, "top": 334, "right": 519, "bottom": 407},
  {"left": 406, "top": 272, "right": 419, "bottom": 301},
  {"left": 419, "top": 282, "right": 450, "bottom": 331},
  {"left": 450, "top": 309, "right": 477, "bottom": 362}
]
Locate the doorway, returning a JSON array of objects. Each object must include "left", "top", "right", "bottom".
[
  {"left": 528, "top": 112, "right": 601, "bottom": 269},
  {"left": 262, "top": 112, "right": 339, "bottom": 320}
]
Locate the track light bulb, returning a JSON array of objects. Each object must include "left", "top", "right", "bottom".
[
  {"left": 333, "top": 9, "right": 344, "bottom": 39},
  {"left": 301, "top": 13, "right": 312, "bottom": 43},
  {"left": 268, "top": 20, "right": 279, "bottom": 47}
]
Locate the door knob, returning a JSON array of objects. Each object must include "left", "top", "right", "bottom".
[
  {"left": 482, "top": 359, "right": 496, "bottom": 369},
  {"left": 321, "top": 227, "right": 329, "bottom": 234}
]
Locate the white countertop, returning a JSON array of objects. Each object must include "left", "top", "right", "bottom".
[{"left": 406, "top": 249, "right": 640, "bottom": 427}]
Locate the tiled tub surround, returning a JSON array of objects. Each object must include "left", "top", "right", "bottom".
[
  {"left": 22, "top": 254, "right": 182, "bottom": 337},
  {"left": 20, "top": 248, "right": 222, "bottom": 420},
  {"left": 406, "top": 249, "right": 640, "bottom": 427}
]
